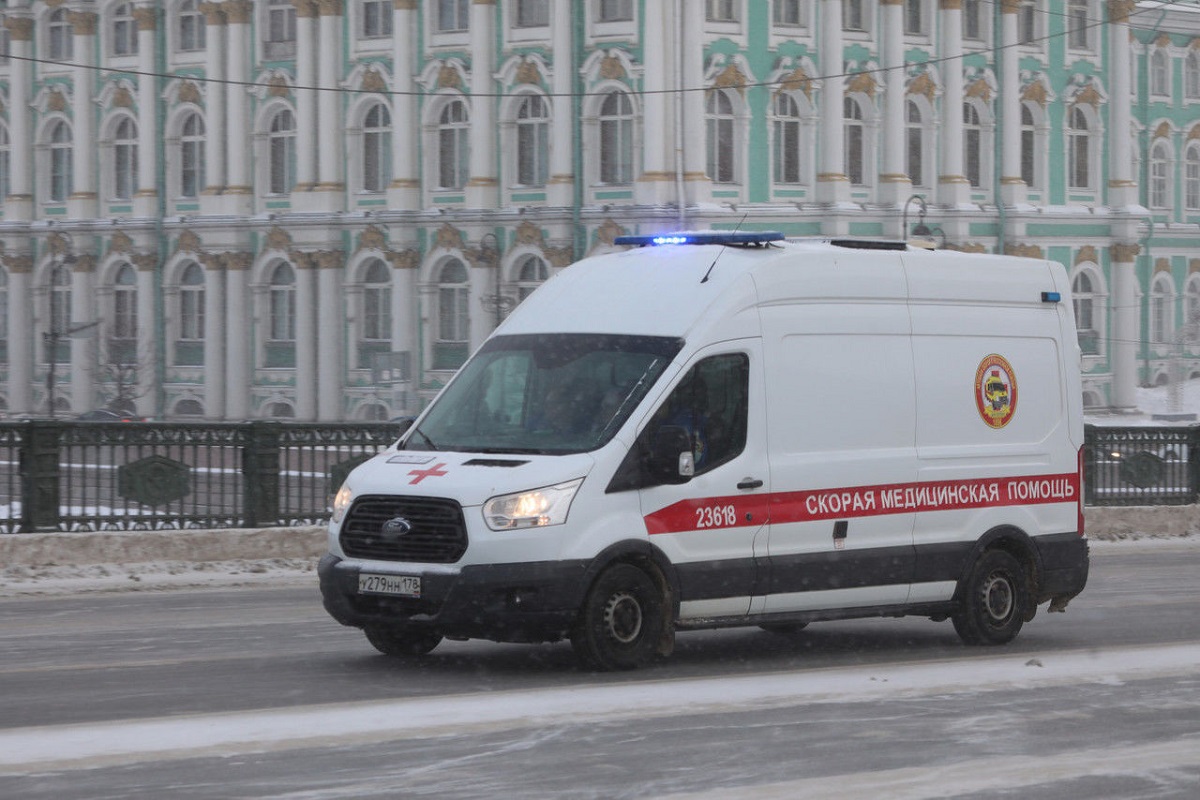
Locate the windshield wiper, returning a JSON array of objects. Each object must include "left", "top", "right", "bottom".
[{"left": 406, "top": 428, "right": 438, "bottom": 451}]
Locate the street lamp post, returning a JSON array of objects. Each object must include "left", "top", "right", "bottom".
[{"left": 43, "top": 320, "right": 98, "bottom": 419}]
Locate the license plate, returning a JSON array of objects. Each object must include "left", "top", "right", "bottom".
[{"left": 358, "top": 573, "right": 421, "bottom": 598}]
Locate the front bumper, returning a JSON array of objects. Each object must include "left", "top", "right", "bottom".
[{"left": 318, "top": 553, "right": 590, "bottom": 643}]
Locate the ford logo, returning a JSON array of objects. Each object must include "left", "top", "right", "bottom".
[{"left": 381, "top": 517, "right": 413, "bottom": 537}]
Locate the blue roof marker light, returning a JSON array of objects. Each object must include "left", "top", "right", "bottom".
[{"left": 614, "top": 231, "right": 786, "bottom": 247}]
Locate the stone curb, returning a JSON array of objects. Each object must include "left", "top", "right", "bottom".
[{"left": 0, "top": 507, "right": 1196, "bottom": 568}]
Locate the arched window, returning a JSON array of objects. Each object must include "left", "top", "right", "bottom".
[
  {"left": 176, "top": 262, "right": 205, "bottom": 366},
  {"left": 362, "top": 103, "right": 391, "bottom": 193},
  {"left": 0, "top": 268, "right": 8, "bottom": 365},
  {"left": 516, "top": 94, "right": 549, "bottom": 187},
  {"left": 1072, "top": 270, "right": 1101, "bottom": 355},
  {"left": 268, "top": 109, "right": 296, "bottom": 195},
  {"left": 434, "top": 258, "right": 469, "bottom": 369},
  {"left": 112, "top": 264, "right": 138, "bottom": 365},
  {"left": 1067, "top": 106, "right": 1091, "bottom": 190},
  {"left": 706, "top": 89, "right": 737, "bottom": 184},
  {"left": 46, "top": 264, "right": 71, "bottom": 363},
  {"left": 180, "top": 112, "right": 206, "bottom": 198},
  {"left": 113, "top": 117, "right": 139, "bottom": 200},
  {"left": 179, "top": 0, "right": 207, "bottom": 51},
  {"left": 174, "top": 398, "right": 205, "bottom": 417},
  {"left": 844, "top": 97, "right": 865, "bottom": 186},
  {"left": 1185, "top": 275, "right": 1200, "bottom": 335},
  {"left": 906, "top": 100, "right": 925, "bottom": 187},
  {"left": 0, "top": 123, "right": 10, "bottom": 201},
  {"left": 1150, "top": 140, "right": 1171, "bottom": 209},
  {"left": 773, "top": 93, "right": 802, "bottom": 185},
  {"left": 599, "top": 91, "right": 633, "bottom": 185},
  {"left": 1151, "top": 50, "right": 1170, "bottom": 97},
  {"left": 361, "top": 258, "right": 391, "bottom": 344},
  {"left": 1020, "top": 103, "right": 1037, "bottom": 187},
  {"left": 514, "top": 255, "right": 549, "bottom": 302},
  {"left": 266, "top": 401, "right": 295, "bottom": 418},
  {"left": 437, "top": 99, "right": 469, "bottom": 190},
  {"left": 1149, "top": 274, "right": 1174, "bottom": 348},
  {"left": 964, "top": 103, "right": 983, "bottom": 188},
  {"left": 112, "top": 3, "right": 138, "bottom": 56},
  {"left": 1186, "top": 52, "right": 1200, "bottom": 100},
  {"left": 48, "top": 121, "right": 72, "bottom": 203},
  {"left": 48, "top": 9, "right": 73, "bottom": 61}
]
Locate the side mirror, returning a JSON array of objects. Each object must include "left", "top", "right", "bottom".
[{"left": 649, "top": 425, "right": 694, "bottom": 484}]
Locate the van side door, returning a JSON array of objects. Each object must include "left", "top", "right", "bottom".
[
  {"left": 758, "top": 304, "right": 918, "bottom": 615},
  {"left": 614, "top": 341, "right": 770, "bottom": 621}
]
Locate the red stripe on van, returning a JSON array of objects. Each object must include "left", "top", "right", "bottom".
[{"left": 644, "top": 472, "right": 1080, "bottom": 535}]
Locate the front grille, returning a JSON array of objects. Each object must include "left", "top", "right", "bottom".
[{"left": 340, "top": 495, "right": 468, "bottom": 563}]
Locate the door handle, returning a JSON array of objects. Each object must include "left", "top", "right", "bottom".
[{"left": 737, "top": 478, "right": 764, "bottom": 490}]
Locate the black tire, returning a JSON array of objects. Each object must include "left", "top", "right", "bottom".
[
  {"left": 759, "top": 622, "right": 809, "bottom": 635},
  {"left": 570, "top": 563, "right": 665, "bottom": 671},
  {"left": 363, "top": 625, "right": 443, "bottom": 657},
  {"left": 952, "top": 550, "right": 1029, "bottom": 646}
]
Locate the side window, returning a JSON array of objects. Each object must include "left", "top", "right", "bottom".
[{"left": 652, "top": 353, "right": 749, "bottom": 476}]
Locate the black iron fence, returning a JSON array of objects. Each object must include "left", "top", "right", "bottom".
[
  {"left": 0, "top": 420, "right": 405, "bottom": 533},
  {"left": 1084, "top": 424, "right": 1200, "bottom": 507},
  {"left": 0, "top": 421, "right": 1195, "bottom": 533}
]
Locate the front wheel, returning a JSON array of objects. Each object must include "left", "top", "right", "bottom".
[
  {"left": 952, "top": 550, "right": 1029, "bottom": 646},
  {"left": 570, "top": 563, "right": 666, "bottom": 671},
  {"left": 363, "top": 625, "right": 443, "bottom": 657}
]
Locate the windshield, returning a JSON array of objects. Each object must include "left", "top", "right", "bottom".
[{"left": 402, "top": 334, "right": 683, "bottom": 455}]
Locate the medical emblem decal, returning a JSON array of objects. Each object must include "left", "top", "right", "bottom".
[{"left": 975, "top": 354, "right": 1017, "bottom": 429}]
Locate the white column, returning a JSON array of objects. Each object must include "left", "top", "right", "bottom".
[
  {"left": 879, "top": 0, "right": 911, "bottom": 208},
  {"left": 468, "top": 258, "right": 490, "bottom": 352},
  {"left": 389, "top": 253, "right": 417, "bottom": 413},
  {"left": 636, "top": 0, "right": 669, "bottom": 205},
  {"left": 1110, "top": 243, "right": 1140, "bottom": 411},
  {"left": 224, "top": 0, "right": 252, "bottom": 209},
  {"left": 134, "top": 6, "right": 159, "bottom": 217},
  {"left": 200, "top": 3, "right": 227, "bottom": 202},
  {"left": 224, "top": 253, "right": 251, "bottom": 419},
  {"left": 295, "top": 1, "right": 319, "bottom": 192},
  {"left": 134, "top": 261, "right": 157, "bottom": 417},
  {"left": 69, "top": 258, "right": 95, "bottom": 414},
  {"left": 680, "top": 0, "right": 708, "bottom": 205},
  {"left": 1106, "top": 0, "right": 1137, "bottom": 209},
  {"left": 546, "top": 0, "right": 574, "bottom": 207},
  {"left": 465, "top": 0, "right": 497, "bottom": 208},
  {"left": 294, "top": 255, "right": 318, "bottom": 420},
  {"left": 315, "top": 1, "right": 344, "bottom": 199},
  {"left": 937, "top": 0, "right": 968, "bottom": 206},
  {"left": 202, "top": 254, "right": 227, "bottom": 419},
  {"left": 68, "top": 11, "right": 98, "bottom": 220},
  {"left": 999, "top": 0, "right": 1025, "bottom": 205},
  {"left": 388, "top": 0, "right": 420, "bottom": 209},
  {"left": 817, "top": 0, "right": 848, "bottom": 205},
  {"left": 316, "top": 253, "right": 344, "bottom": 420},
  {"left": 3, "top": 17, "right": 34, "bottom": 218},
  {"left": 7, "top": 263, "right": 33, "bottom": 412}
]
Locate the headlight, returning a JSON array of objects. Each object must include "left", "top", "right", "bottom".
[
  {"left": 483, "top": 478, "right": 583, "bottom": 531},
  {"left": 330, "top": 484, "right": 354, "bottom": 524}
]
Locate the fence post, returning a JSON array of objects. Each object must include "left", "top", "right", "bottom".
[
  {"left": 20, "top": 420, "right": 63, "bottom": 531},
  {"left": 242, "top": 421, "right": 281, "bottom": 527},
  {"left": 1083, "top": 425, "right": 1098, "bottom": 506},
  {"left": 1190, "top": 425, "right": 1200, "bottom": 504}
]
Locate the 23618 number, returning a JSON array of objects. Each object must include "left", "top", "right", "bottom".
[{"left": 695, "top": 504, "right": 737, "bottom": 528}]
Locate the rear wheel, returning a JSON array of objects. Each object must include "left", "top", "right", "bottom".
[
  {"left": 363, "top": 625, "right": 443, "bottom": 657},
  {"left": 952, "top": 550, "right": 1029, "bottom": 645},
  {"left": 570, "top": 563, "right": 665, "bottom": 671}
]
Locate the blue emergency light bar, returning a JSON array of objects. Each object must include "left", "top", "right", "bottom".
[
  {"left": 614, "top": 231, "right": 786, "bottom": 247},
  {"left": 1041, "top": 291, "right": 1062, "bottom": 303}
]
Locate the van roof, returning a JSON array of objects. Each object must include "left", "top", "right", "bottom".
[{"left": 496, "top": 238, "right": 1062, "bottom": 340}]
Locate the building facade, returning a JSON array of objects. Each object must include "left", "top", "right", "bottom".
[{"left": 0, "top": 0, "right": 1197, "bottom": 421}]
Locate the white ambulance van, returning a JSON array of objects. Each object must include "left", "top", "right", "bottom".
[{"left": 320, "top": 232, "right": 1089, "bottom": 670}]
